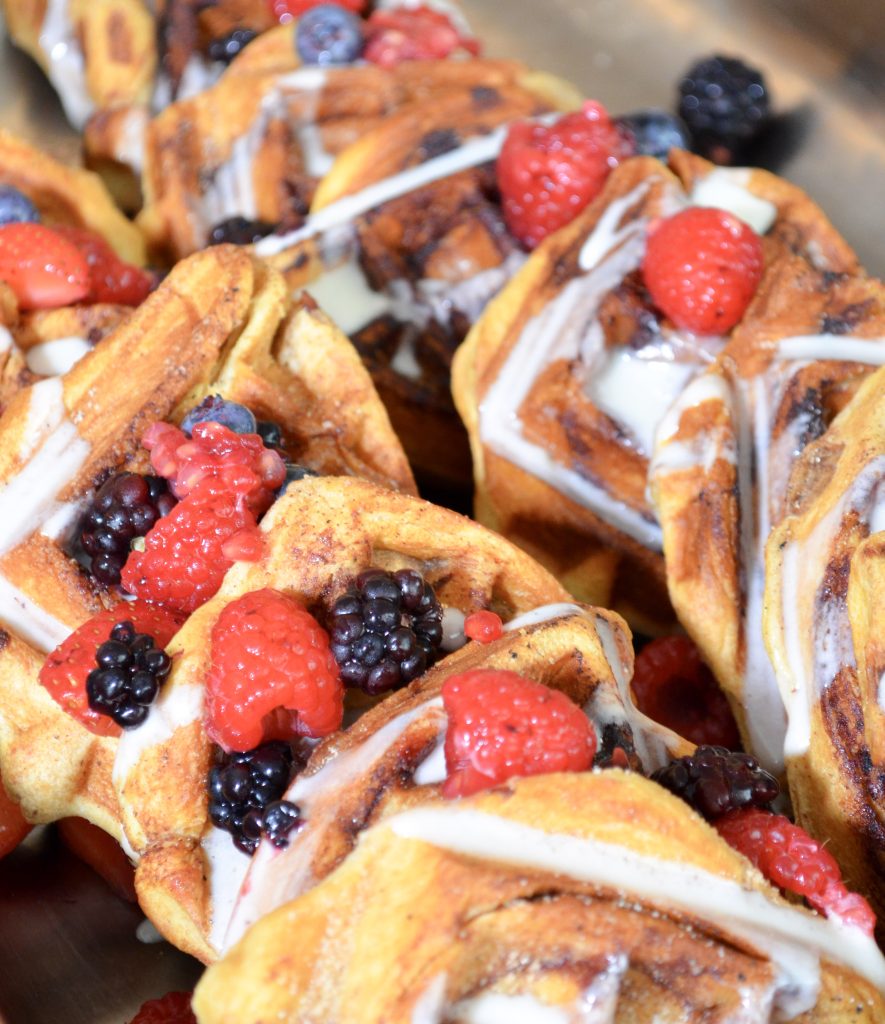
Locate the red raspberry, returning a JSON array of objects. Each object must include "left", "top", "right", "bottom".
[
  {"left": 54, "top": 226, "right": 153, "bottom": 306},
  {"left": 144, "top": 421, "right": 285, "bottom": 516},
  {"left": 0, "top": 223, "right": 90, "bottom": 309},
  {"left": 642, "top": 207, "right": 763, "bottom": 335},
  {"left": 441, "top": 669, "right": 597, "bottom": 798},
  {"left": 497, "top": 101, "right": 633, "bottom": 249},
  {"left": 269, "top": 0, "right": 365, "bottom": 21},
  {"left": 128, "top": 992, "right": 196, "bottom": 1024},
  {"left": 39, "top": 603, "right": 184, "bottom": 737},
  {"left": 363, "top": 6, "right": 479, "bottom": 68},
  {"left": 205, "top": 589, "right": 344, "bottom": 752},
  {"left": 631, "top": 636, "right": 740, "bottom": 749},
  {"left": 0, "top": 776, "right": 31, "bottom": 860},
  {"left": 716, "top": 809, "right": 876, "bottom": 935},
  {"left": 120, "top": 492, "right": 263, "bottom": 614},
  {"left": 464, "top": 610, "right": 503, "bottom": 644}
]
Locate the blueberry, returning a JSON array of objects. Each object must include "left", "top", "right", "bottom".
[
  {"left": 256, "top": 420, "right": 283, "bottom": 448},
  {"left": 276, "top": 462, "right": 320, "bottom": 497},
  {"left": 207, "top": 28, "right": 258, "bottom": 64},
  {"left": 0, "top": 186, "right": 39, "bottom": 227},
  {"left": 181, "top": 395, "right": 257, "bottom": 436},
  {"left": 295, "top": 4, "right": 363, "bottom": 66},
  {"left": 616, "top": 110, "right": 690, "bottom": 161}
]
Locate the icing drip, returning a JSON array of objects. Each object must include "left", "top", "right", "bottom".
[
  {"left": 503, "top": 603, "right": 584, "bottom": 632},
  {"left": 777, "top": 335, "right": 885, "bottom": 366},
  {"left": 202, "top": 824, "right": 251, "bottom": 955},
  {"left": 39, "top": 0, "right": 94, "bottom": 128},
  {"left": 0, "top": 326, "right": 13, "bottom": 353},
  {"left": 689, "top": 168, "right": 777, "bottom": 235},
  {"left": 386, "top": 808, "right": 885, "bottom": 1019},
  {"left": 25, "top": 336, "right": 91, "bottom": 377}
]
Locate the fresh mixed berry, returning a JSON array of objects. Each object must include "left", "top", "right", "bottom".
[
  {"left": 463, "top": 610, "right": 503, "bottom": 644},
  {"left": 616, "top": 109, "right": 690, "bottom": 161},
  {"left": 205, "top": 588, "right": 343, "bottom": 752},
  {"left": 497, "top": 101, "right": 633, "bottom": 249},
  {"left": 127, "top": 991, "right": 196, "bottom": 1024},
  {"left": 40, "top": 603, "right": 184, "bottom": 737},
  {"left": 85, "top": 620, "right": 173, "bottom": 728},
  {"left": 208, "top": 216, "right": 277, "bottom": 246},
  {"left": 717, "top": 809, "right": 876, "bottom": 935},
  {"left": 180, "top": 395, "right": 257, "bottom": 438},
  {"left": 0, "top": 222, "right": 90, "bottom": 309},
  {"left": 631, "top": 636, "right": 740, "bottom": 749},
  {"left": 208, "top": 740, "right": 304, "bottom": 854},
  {"left": 295, "top": 4, "right": 364, "bottom": 65},
  {"left": 277, "top": 462, "right": 320, "bottom": 496},
  {"left": 363, "top": 6, "right": 479, "bottom": 67},
  {"left": 77, "top": 473, "right": 176, "bottom": 586},
  {"left": 652, "top": 745, "right": 778, "bottom": 820},
  {"left": 54, "top": 226, "right": 153, "bottom": 306},
  {"left": 441, "top": 669, "right": 597, "bottom": 798},
  {"left": 207, "top": 28, "right": 259, "bottom": 64},
  {"left": 678, "top": 55, "right": 770, "bottom": 164},
  {"left": 269, "top": 0, "right": 365, "bottom": 21},
  {"left": 327, "top": 568, "right": 443, "bottom": 695},
  {"left": 642, "top": 207, "right": 763, "bottom": 336},
  {"left": 0, "top": 185, "right": 40, "bottom": 227}
]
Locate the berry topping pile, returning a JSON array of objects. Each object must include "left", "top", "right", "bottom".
[
  {"left": 463, "top": 610, "right": 503, "bottom": 644},
  {"left": 363, "top": 6, "right": 479, "bottom": 68},
  {"left": 205, "top": 588, "right": 343, "bottom": 751},
  {"left": 0, "top": 185, "right": 39, "bottom": 227},
  {"left": 40, "top": 603, "right": 184, "bottom": 737},
  {"left": 0, "top": 223, "right": 90, "bottom": 309},
  {"left": 631, "top": 636, "right": 740, "bottom": 749},
  {"left": 86, "top": 620, "right": 173, "bottom": 728},
  {"left": 127, "top": 991, "right": 196, "bottom": 1024},
  {"left": 208, "top": 740, "right": 304, "bottom": 854},
  {"left": 615, "top": 110, "right": 690, "bottom": 161},
  {"left": 54, "top": 226, "right": 153, "bottom": 306},
  {"left": 678, "top": 55, "right": 770, "bottom": 164},
  {"left": 327, "top": 568, "right": 443, "bottom": 695},
  {"left": 497, "top": 101, "right": 633, "bottom": 250},
  {"left": 77, "top": 473, "right": 176, "bottom": 587},
  {"left": 295, "top": 4, "right": 364, "bottom": 65},
  {"left": 716, "top": 809, "right": 876, "bottom": 935},
  {"left": 652, "top": 745, "right": 778, "bottom": 820},
  {"left": 641, "top": 207, "right": 763, "bottom": 336},
  {"left": 441, "top": 669, "right": 597, "bottom": 798}
]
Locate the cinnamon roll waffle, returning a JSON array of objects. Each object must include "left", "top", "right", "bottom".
[
  {"left": 193, "top": 770, "right": 885, "bottom": 1023},
  {"left": 0, "top": 245, "right": 413, "bottom": 841},
  {"left": 452, "top": 150, "right": 858, "bottom": 631}
]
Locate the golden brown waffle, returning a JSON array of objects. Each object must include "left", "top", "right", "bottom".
[
  {"left": 193, "top": 771, "right": 885, "bottom": 1023},
  {"left": 765, "top": 365, "right": 885, "bottom": 930},
  {"left": 0, "top": 245, "right": 414, "bottom": 843},
  {"left": 114, "top": 476, "right": 588, "bottom": 960},
  {"left": 651, "top": 260, "right": 884, "bottom": 774},
  {"left": 452, "top": 151, "right": 859, "bottom": 633}
]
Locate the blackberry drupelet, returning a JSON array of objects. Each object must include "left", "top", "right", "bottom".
[
  {"left": 207, "top": 28, "right": 258, "bottom": 64},
  {"left": 86, "top": 620, "right": 172, "bottom": 728},
  {"left": 616, "top": 110, "right": 690, "bottom": 161},
  {"left": 78, "top": 473, "right": 176, "bottom": 585},
  {"left": 677, "top": 55, "right": 770, "bottom": 163},
  {"left": 652, "top": 745, "right": 779, "bottom": 820},
  {"left": 328, "top": 568, "right": 443, "bottom": 695},
  {"left": 208, "top": 741, "right": 304, "bottom": 854}
]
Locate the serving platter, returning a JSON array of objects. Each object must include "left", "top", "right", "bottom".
[{"left": 0, "top": 1, "right": 884, "bottom": 1021}]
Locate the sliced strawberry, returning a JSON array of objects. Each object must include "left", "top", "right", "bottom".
[
  {"left": 55, "top": 225, "right": 154, "bottom": 306},
  {"left": 58, "top": 817, "right": 136, "bottom": 902},
  {"left": 0, "top": 223, "right": 90, "bottom": 310}
]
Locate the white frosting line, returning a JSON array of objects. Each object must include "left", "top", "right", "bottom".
[
  {"left": 38, "top": 0, "right": 94, "bottom": 128},
  {"left": 25, "top": 336, "right": 91, "bottom": 377},
  {"left": 0, "top": 573, "right": 71, "bottom": 652},
  {"left": 503, "top": 603, "right": 584, "bottom": 632},
  {"left": 777, "top": 336, "right": 885, "bottom": 366},
  {"left": 386, "top": 807, "right": 885, "bottom": 1018},
  {"left": 452, "top": 993, "right": 571, "bottom": 1024},
  {"left": 202, "top": 824, "right": 252, "bottom": 955},
  {"left": 689, "top": 168, "right": 777, "bottom": 235},
  {"left": 411, "top": 972, "right": 448, "bottom": 1024},
  {"left": 0, "top": 325, "right": 13, "bottom": 353},
  {"left": 303, "top": 258, "right": 395, "bottom": 335}
]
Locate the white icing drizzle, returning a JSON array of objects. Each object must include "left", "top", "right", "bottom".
[
  {"left": 38, "top": 0, "right": 94, "bottom": 128},
  {"left": 303, "top": 258, "right": 395, "bottom": 335},
  {"left": 452, "top": 993, "right": 571, "bottom": 1024},
  {"left": 777, "top": 335, "right": 885, "bottom": 366},
  {"left": 0, "top": 325, "right": 13, "bottom": 353},
  {"left": 202, "top": 824, "right": 251, "bottom": 954},
  {"left": 413, "top": 739, "right": 447, "bottom": 786},
  {"left": 255, "top": 126, "right": 510, "bottom": 257},
  {"left": 386, "top": 807, "right": 885, "bottom": 1019},
  {"left": 778, "top": 457, "right": 885, "bottom": 758},
  {"left": 25, "top": 336, "right": 91, "bottom": 377},
  {"left": 411, "top": 973, "right": 449, "bottom": 1024},
  {"left": 689, "top": 168, "right": 777, "bottom": 235},
  {"left": 135, "top": 918, "right": 164, "bottom": 944},
  {"left": 0, "top": 573, "right": 71, "bottom": 652},
  {"left": 503, "top": 603, "right": 583, "bottom": 632},
  {"left": 479, "top": 181, "right": 665, "bottom": 550},
  {"left": 223, "top": 696, "right": 447, "bottom": 952},
  {"left": 440, "top": 607, "right": 467, "bottom": 652},
  {"left": 113, "top": 107, "right": 149, "bottom": 176}
]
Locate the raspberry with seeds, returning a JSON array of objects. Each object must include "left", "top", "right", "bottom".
[
  {"left": 364, "top": 6, "right": 479, "bottom": 68},
  {"left": 441, "top": 669, "right": 597, "bottom": 798},
  {"left": 716, "top": 809, "right": 876, "bottom": 935},
  {"left": 464, "top": 610, "right": 503, "bottom": 644},
  {"left": 497, "top": 101, "right": 633, "bottom": 249},
  {"left": 631, "top": 636, "right": 740, "bottom": 749},
  {"left": 642, "top": 206, "right": 763, "bottom": 335},
  {"left": 40, "top": 603, "right": 184, "bottom": 737},
  {"left": 128, "top": 991, "right": 196, "bottom": 1024},
  {"left": 205, "top": 588, "right": 343, "bottom": 752}
]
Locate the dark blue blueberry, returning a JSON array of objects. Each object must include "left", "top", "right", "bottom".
[
  {"left": 207, "top": 28, "right": 258, "bottom": 64},
  {"left": 276, "top": 462, "right": 320, "bottom": 497},
  {"left": 181, "top": 395, "right": 257, "bottom": 436},
  {"left": 0, "top": 186, "right": 40, "bottom": 227},
  {"left": 256, "top": 420, "right": 283, "bottom": 448},
  {"left": 295, "top": 4, "right": 363, "bottom": 66},
  {"left": 617, "top": 110, "right": 690, "bottom": 161}
]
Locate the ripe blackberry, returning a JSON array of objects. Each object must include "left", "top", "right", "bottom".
[
  {"left": 78, "top": 473, "right": 176, "bottom": 586},
  {"left": 328, "top": 568, "right": 443, "bottom": 695},
  {"left": 207, "top": 741, "right": 304, "bottom": 854},
  {"left": 208, "top": 216, "right": 276, "bottom": 245},
  {"left": 616, "top": 109, "right": 690, "bottom": 161},
  {"left": 652, "top": 745, "right": 779, "bottom": 821},
  {"left": 85, "top": 620, "right": 172, "bottom": 728},
  {"left": 207, "top": 28, "right": 258, "bottom": 64},
  {"left": 677, "top": 55, "right": 770, "bottom": 163}
]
